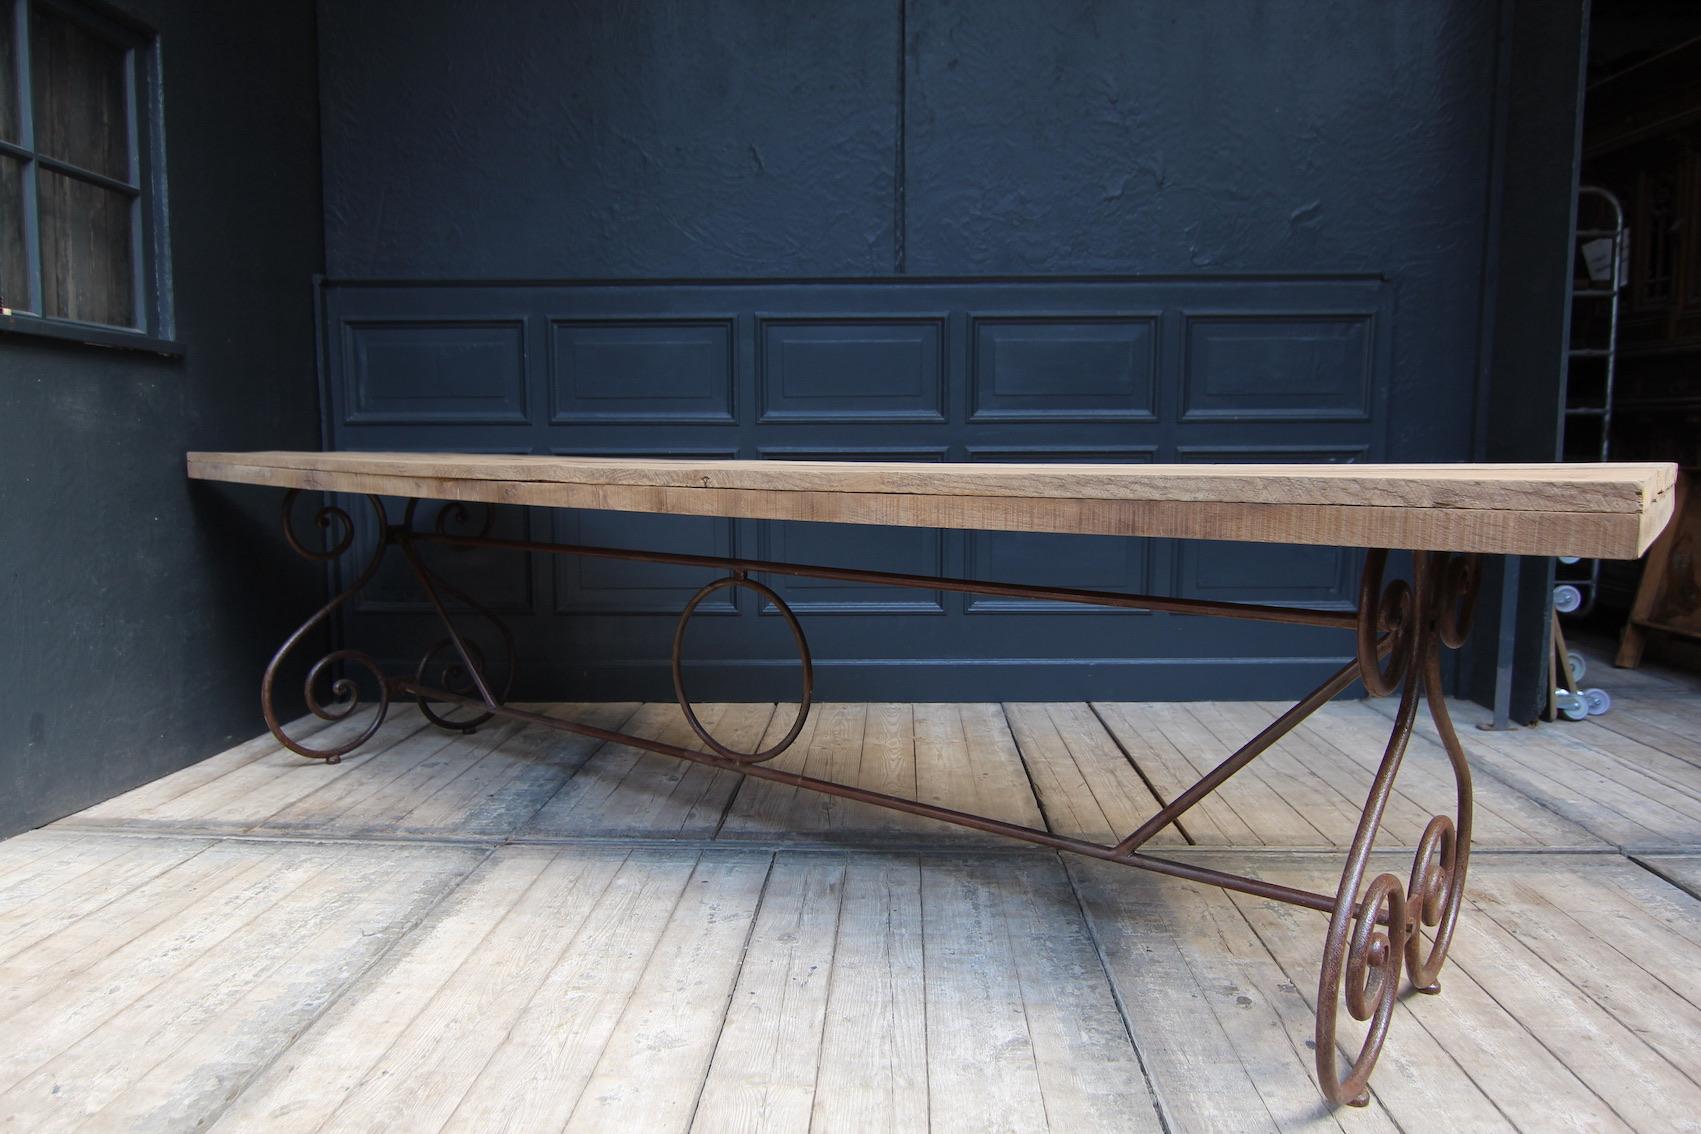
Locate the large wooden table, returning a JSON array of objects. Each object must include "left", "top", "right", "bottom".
[
  {"left": 191, "top": 450, "right": 1674, "bottom": 558},
  {"left": 187, "top": 450, "right": 1676, "bottom": 1108}
]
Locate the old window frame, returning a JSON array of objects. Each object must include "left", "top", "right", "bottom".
[{"left": 0, "top": 0, "right": 175, "bottom": 352}]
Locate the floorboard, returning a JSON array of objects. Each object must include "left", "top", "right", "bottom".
[
  {"left": 0, "top": 833, "right": 483, "bottom": 1133},
  {"left": 11, "top": 681, "right": 1701, "bottom": 1133},
  {"left": 1371, "top": 697, "right": 1701, "bottom": 849},
  {"left": 1634, "top": 854, "right": 1701, "bottom": 903}
]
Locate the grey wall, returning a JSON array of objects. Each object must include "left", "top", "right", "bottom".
[{"left": 0, "top": 0, "right": 324, "bottom": 836}]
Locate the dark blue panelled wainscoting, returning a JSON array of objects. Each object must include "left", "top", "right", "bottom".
[
  {"left": 320, "top": 276, "right": 1396, "bottom": 701},
  {"left": 311, "top": 0, "right": 1594, "bottom": 716}
]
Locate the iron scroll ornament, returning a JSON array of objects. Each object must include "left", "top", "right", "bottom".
[
  {"left": 264, "top": 493, "right": 521, "bottom": 761},
  {"left": 248, "top": 482, "right": 1487, "bottom": 1110},
  {"left": 261, "top": 491, "right": 393, "bottom": 762},
  {"left": 399, "top": 498, "right": 516, "bottom": 732},
  {"left": 1318, "top": 549, "right": 1479, "bottom": 1105},
  {"left": 1406, "top": 552, "right": 1478, "bottom": 993}
]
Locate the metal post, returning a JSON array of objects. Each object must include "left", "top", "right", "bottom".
[{"left": 1480, "top": 555, "right": 1522, "bottom": 731}]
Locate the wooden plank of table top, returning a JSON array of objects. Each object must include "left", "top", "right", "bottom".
[{"left": 187, "top": 451, "right": 1678, "bottom": 558}]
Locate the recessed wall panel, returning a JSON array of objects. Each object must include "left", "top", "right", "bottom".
[
  {"left": 550, "top": 449, "right": 739, "bottom": 614},
  {"left": 758, "top": 318, "right": 945, "bottom": 421},
  {"left": 550, "top": 318, "right": 735, "bottom": 423},
  {"left": 970, "top": 316, "right": 1157, "bottom": 421},
  {"left": 344, "top": 319, "right": 527, "bottom": 424},
  {"left": 1172, "top": 447, "right": 1366, "bottom": 605},
  {"left": 322, "top": 276, "right": 1397, "bottom": 699},
  {"left": 1182, "top": 314, "right": 1373, "bottom": 421},
  {"left": 755, "top": 448, "right": 946, "bottom": 613}
]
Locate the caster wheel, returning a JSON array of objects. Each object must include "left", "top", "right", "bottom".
[
  {"left": 1584, "top": 688, "right": 1612, "bottom": 716},
  {"left": 1554, "top": 585, "right": 1582, "bottom": 614},
  {"left": 1568, "top": 650, "right": 1587, "bottom": 682},
  {"left": 1555, "top": 689, "right": 1589, "bottom": 721}
]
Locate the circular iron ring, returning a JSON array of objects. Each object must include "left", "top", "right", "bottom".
[{"left": 671, "top": 574, "right": 814, "bottom": 764}]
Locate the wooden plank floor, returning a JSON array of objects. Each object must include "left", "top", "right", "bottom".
[{"left": 5, "top": 661, "right": 1700, "bottom": 1131}]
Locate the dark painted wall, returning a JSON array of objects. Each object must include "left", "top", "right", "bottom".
[
  {"left": 320, "top": 0, "right": 1496, "bottom": 461},
  {"left": 320, "top": 1, "right": 899, "bottom": 278},
  {"left": 316, "top": 274, "right": 1395, "bottom": 702},
  {"left": 311, "top": 1, "right": 1585, "bottom": 710},
  {"left": 0, "top": 1, "right": 324, "bottom": 836},
  {"left": 1468, "top": 0, "right": 1593, "bottom": 716}
]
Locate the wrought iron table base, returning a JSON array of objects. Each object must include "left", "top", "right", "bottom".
[{"left": 263, "top": 491, "right": 1480, "bottom": 1109}]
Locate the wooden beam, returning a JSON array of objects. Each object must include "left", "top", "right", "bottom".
[{"left": 186, "top": 451, "right": 1677, "bottom": 560}]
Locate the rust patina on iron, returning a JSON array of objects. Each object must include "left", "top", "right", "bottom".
[
  {"left": 188, "top": 450, "right": 1673, "bottom": 1107},
  {"left": 251, "top": 486, "right": 1483, "bottom": 1107}
]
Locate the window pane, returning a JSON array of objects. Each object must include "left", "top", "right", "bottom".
[
  {"left": 0, "top": 9, "right": 17, "bottom": 143},
  {"left": 0, "top": 154, "right": 28, "bottom": 311},
  {"left": 30, "top": 4, "right": 129, "bottom": 181},
  {"left": 39, "top": 168, "right": 132, "bottom": 326}
]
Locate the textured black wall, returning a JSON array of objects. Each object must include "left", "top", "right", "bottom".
[
  {"left": 320, "top": 0, "right": 899, "bottom": 278},
  {"left": 0, "top": 1, "right": 324, "bottom": 836},
  {"left": 1469, "top": 0, "right": 1593, "bottom": 716},
  {"left": 315, "top": 0, "right": 1516, "bottom": 461},
  {"left": 310, "top": 0, "right": 1586, "bottom": 713}
]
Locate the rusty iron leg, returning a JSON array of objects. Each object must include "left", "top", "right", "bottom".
[
  {"left": 262, "top": 494, "right": 519, "bottom": 760},
  {"left": 259, "top": 488, "right": 1481, "bottom": 1108},
  {"left": 260, "top": 490, "right": 396, "bottom": 762},
  {"left": 1315, "top": 549, "right": 1478, "bottom": 1106}
]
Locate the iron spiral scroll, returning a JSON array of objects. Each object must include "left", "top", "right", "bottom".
[
  {"left": 261, "top": 491, "right": 395, "bottom": 762},
  {"left": 399, "top": 499, "right": 517, "bottom": 732},
  {"left": 250, "top": 478, "right": 1486, "bottom": 1109},
  {"left": 1316, "top": 548, "right": 1479, "bottom": 1106},
  {"left": 262, "top": 493, "right": 520, "bottom": 761}
]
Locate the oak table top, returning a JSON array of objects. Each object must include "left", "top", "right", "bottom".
[{"left": 187, "top": 450, "right": 1677, "bottom": 560}]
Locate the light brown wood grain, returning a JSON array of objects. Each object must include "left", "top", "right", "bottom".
[
  {"left": 1621, "top": 469, "right": 1698, "bottom": 665},
  {"left": 187, "top": 451, "right": 1679, "bottom": 558}
]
